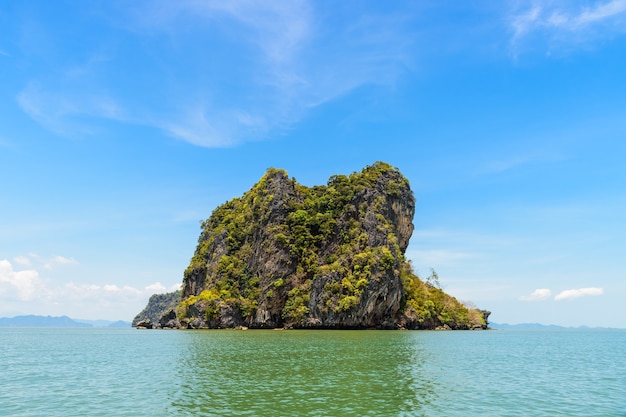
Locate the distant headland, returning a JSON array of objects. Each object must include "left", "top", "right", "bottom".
[{"left": 0, "top": 315, "right": 131, "bottom": 328}]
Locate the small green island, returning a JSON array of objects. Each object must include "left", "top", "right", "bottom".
[{"left": 134, "top": 162, "right": 489, "bottom": 330}]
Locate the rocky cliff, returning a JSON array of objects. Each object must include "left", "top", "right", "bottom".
[
  {"left": 137, "top": 162, "right": 489, "bottom": 330},
  {"left": 132, "top": 290, "right": 181, "bottom": 328}
]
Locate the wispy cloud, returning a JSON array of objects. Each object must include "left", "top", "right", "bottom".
[
  {"left": 15, "top": 253, "right": 79, "bottom": 270},
  {"left": 555, "top": 287, "right": 604, "bottom": 300},
  {"left": 13, "top": 256, "right": 32, "bottom": 266},
  {"left": 17, "top": 81, "right": 127, "bottom": 138},
  {"left": 185, "top": 1, "right": 312, "bottom": 66},
  {"left": 150, "top": 1, "right": 415, "bottom": 146},
  {"left": 519, "top": 288, "right": 552, "bottom": 301},
  {"left": 43, "top": 256, "right": 78, "bottom": 270},
  {"left": 509, "top": 0, "right": 626, "bottom": 54},
  {"left": 61, "top": 281, "right": 180, "bottom": 302},
  {"left": 17, "top": 1, "right": 415, "bottom": 147},
  {"left": 511, "top": 4, "right": 543, "bottom": 41},
  {"left": 571, "top": 0, "right": 626, "bottom": 26},
  {"left": 481, "top": 150, "right": 568, "bottom": 175}
]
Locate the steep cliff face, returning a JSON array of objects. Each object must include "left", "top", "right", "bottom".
[
  {"left": 146, "top": 162, "right": 488, "bottom": 330},
  {"left": 304, "top": 167, "right": 415, "bottom": 329}
]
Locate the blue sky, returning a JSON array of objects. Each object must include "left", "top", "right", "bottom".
[{"left": 1, "top": 0, "right": 625, "bottom": 327}]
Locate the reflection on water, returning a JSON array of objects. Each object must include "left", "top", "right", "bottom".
[{"left": 171, "top": 330, "right": 438, "bottom": 416}]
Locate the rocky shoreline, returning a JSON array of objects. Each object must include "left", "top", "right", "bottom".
[{"left": 135, "top": 307, "right": 491, "bottom": 331}]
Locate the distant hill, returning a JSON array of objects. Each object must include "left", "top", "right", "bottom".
[
  {"left": 490, "top": 322, "right": 565, "bottom": 329},
  {"left": 490, "top": 322, "right": 612, "bottom": 330},
  {"left": 0, "top": 316, "right": 132, "bottom": 328},
  {"left": 75, "top": 319, "right": 132, "bottom": 327},
  {"left": 0, "top": 315, "right": 92, "bottom": 327}
]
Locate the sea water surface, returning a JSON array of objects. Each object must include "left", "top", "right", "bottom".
[{"left": 1, "top": 327, "right": 625, "bottom": 416}]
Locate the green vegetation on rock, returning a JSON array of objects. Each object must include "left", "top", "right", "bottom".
[{"left": 138, "top": 162, "right": 489, "bottom": 330}]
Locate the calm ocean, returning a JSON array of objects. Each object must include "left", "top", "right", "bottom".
[{"left": 1, "top": 328, "right": 624, "bottom": 416}]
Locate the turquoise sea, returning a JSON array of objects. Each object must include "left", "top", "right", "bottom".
[{"left": 1, "top": 328, "right": 625, "bottom": 416}]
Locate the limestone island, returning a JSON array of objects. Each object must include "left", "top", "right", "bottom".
[{"left": 134, "top": 162, "right": 490, "bottom": 330}]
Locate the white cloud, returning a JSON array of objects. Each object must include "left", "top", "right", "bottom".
[
  {"left": 575, "top": 0, "right": 626, "bottom": 25},
  {"left": 63, "top": 282, "right": 171, "bottom": 299},
  {"left": 519, "top": 288, "right": 552, "bottom": 301},
  {"left": 555, "top": 287, "right": 604, "bottom": 300},
  {"left": 0, "top": 259, "right": 42, "bottom": 301},
  {"left": 513, "top": 0, "right": 626, "bottom": 33},
  {"left": 13, "top": 256, "right": 31, "bottom": 266},
  {"left": 145, "top": 282, "right": 182, "bottom": 293},
  {"left": 509, "top": 0, "right": 626, "bottom": 54},
  {"left": 145, "top": 282, "right": 167, "bottom": 293},
  {"left": 102, "top": 284, "right": 119, "bottom": 292},
  {"left": 44, "top": 256, "right": 78, "bottom": 270},
  {"left": 1, "top": 256, "right": 179, "bottom": 319},
  {"left": 12, "top": 253, "right": 79, "bottom": 270}
]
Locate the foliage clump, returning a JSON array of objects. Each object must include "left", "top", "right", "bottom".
[{"left": 400, "top": 266, "right": 488, "bottom": 329}]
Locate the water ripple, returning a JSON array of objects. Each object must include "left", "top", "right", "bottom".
[{"left": 1, "top": 328, "right": 625, "bottom": 416}]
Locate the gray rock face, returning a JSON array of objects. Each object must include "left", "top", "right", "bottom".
[
  {"left": 168, "top": 162, "right": 417, "bottom": 329},
  {"left": 134, "top": 319, "right": 153, "bottom": 329},
  {"left": 158, "top": 309, "right": 180, "bottom": 328},
  {"left": 304, "top": 168, "right": 414, "bottom": 329}
]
